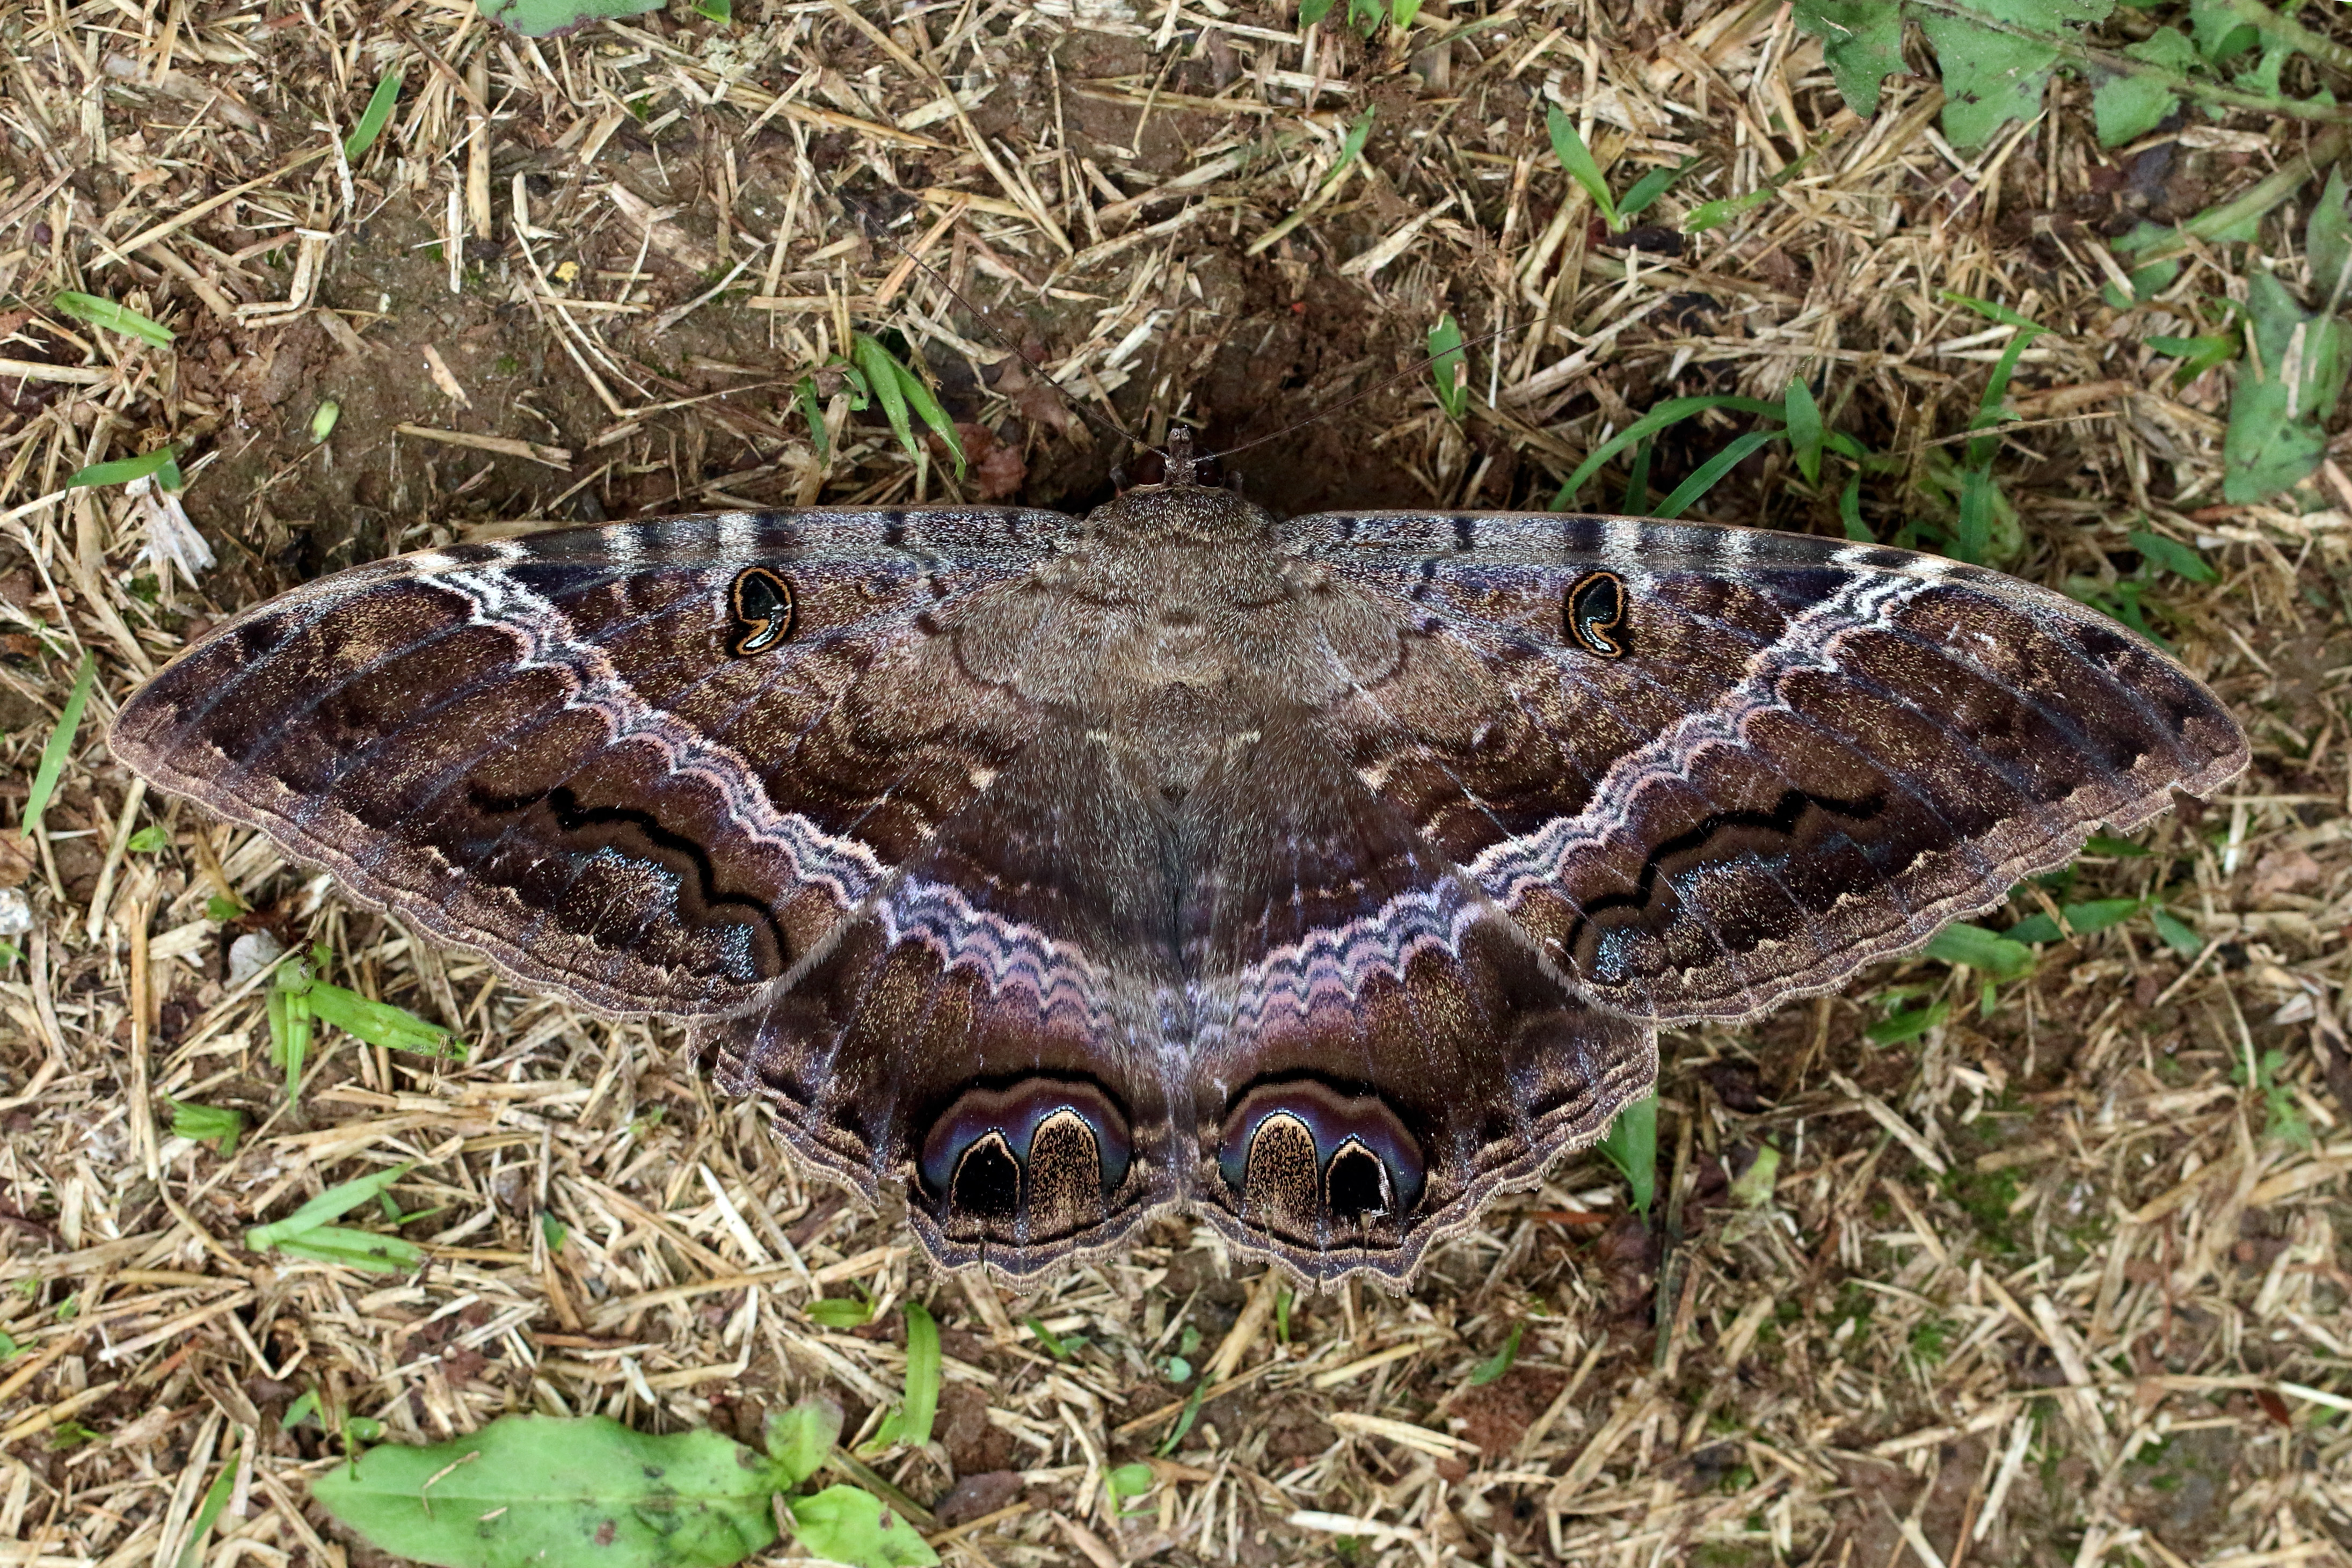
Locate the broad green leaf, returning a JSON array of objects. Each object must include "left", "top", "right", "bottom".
[
  {"left": 52, "top": 291, "right": 173, "bottom": 347},
  {"left": 476, "top": 0, "right": 665, "bottom": 35},
  {"left": 2224, "top": 272, "right": 2347, "bottom": 502},
  {"left": 1299, "top": 0, "right": 1337, "bottom": 24},
  {"left": 1467, "top": 1323, "right": 1523, "bottom": 1386},
  {"left": 1389, "top": 0, "right": 1423, "bottom": 30},
  {"left": 1794, "top": 0, "right": 1905, "bottom": 116},
  {"left": 1546, "top": 107, "right": 1616, "bottom": 228},
  {"left": 312, "top": 1414, "right": 791, "bottom": 1568},
  {"left": 693, "top": 0, "right": 732, "bottom": 18},
  {"left": 2128, "top": 528, "right": 2216, "bottom": 581},
  {"left": 1428, "top": 313, "right": 1467, "bottom": 421},
  {"left": 2188, "top": 0, "right": 2260, "bottom": 62},
  {"left": 1105, "top": 1462, "right": 1155, "bottom": 1500},
  {"left": 789, "top": 1485, "right": 938, "bottom": 1567},
  {"left": 1783, "top": 378, "right": 1825, "bottom": 486},
  {"left": 1598, "top": 1094, "right": 1657, "bottom": 1218},
  {"left": 303, "top": 978, "right": 464, "bottom": 1059},
  {"left": 1923, "top": 923, "right": 2037, "bottom": 982},
  {"left": 23, "top": 652, "right": 96, "bottom": 836},
  {"left": 763, "top": 1401, "right": 841, "bottom": 1490},
  {"left": 67, "top": 447, "right": 179, "bottom": 490},
  {"left": 2092, "top": 27, "right": 2198, "bottom": 147},
  {"left": 344, "top": 68, "right": 403, "bottom": 162}
]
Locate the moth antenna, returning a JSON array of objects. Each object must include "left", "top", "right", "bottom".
[
  {"left": 861, "top": 214, "right": 1165, "bottom": 476},
  {"left": 1204, "top": 322, "right": 1520, "bottom": 467}
]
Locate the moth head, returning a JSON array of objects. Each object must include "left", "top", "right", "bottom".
[
  {"left": 1217, "top": 1080, "right": 1426, "bottom": 1248},
  {"left": 917, "top": 1079, "right": 1134, "bottom": 1255}
]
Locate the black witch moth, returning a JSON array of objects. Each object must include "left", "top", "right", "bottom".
[{"left": 113, "top": 442, "right": 2246, "bottom": 1285}]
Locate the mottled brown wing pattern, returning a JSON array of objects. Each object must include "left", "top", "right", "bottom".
[{"left": 1291, "top": 510, "right": 2250, "bottom": 1023}]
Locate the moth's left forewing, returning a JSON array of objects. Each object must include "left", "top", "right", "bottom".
[{"left": 1293, "top": 511, "right": 2249, "bottom": 1024}]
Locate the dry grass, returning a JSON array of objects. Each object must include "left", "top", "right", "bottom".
[{"left": 0, "top": 0, "right": 2348, "bottom": 1564}]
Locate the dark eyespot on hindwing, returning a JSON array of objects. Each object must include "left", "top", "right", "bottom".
[
  {"left": 730, "top": 567, "right": 796, "bottom": 655},
  {"left": 1564, "top": 570, "right": 1628, "bottom": 657}
]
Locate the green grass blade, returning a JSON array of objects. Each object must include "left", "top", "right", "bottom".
[
  {"left": 1651, "top": 428, "right": 1783, "bottom": 520},
  {"left": 23, "top": 652, "right": 96, "bottom": 836},
  {"left": 51, "top": 291, "right": 173, "bottom": 347},
  {"left": 898, "top": 1300, "right": 940, "bottom": 1449},
  {"left": 1546, "top": 107, "right": 1616, "bottom": 228},
  {"left": 1783, "top": 377, "right": 1824, "bottom": 485},
  {"left": 247, "top": 1163, "right": 416, "bottom": 1248},
  {"left": 887, "top": 359, "right": 966, "bottom": 479},
  {"left": 851, "top": 334, "right": 921, "bottom": 472},
  {"left": 1467, "top": 1323, "right": 1523, "bottom": 1386},
  {"left": 1549, "top": 395, "right": 1783, "bottom": 508},
  {"left": 1426, "top": 313, "right": 1467, "bottom": 421},
  {"left": 344, "top": 67, "right": 403, "bottom": 161},
  {"left": 1317, "top": 108, "right": 1375, "bottom": 197},
  {"left": 1618, "top": 157, "right": 1699, "bottom": 223},
  {"left": 1598, "top": 1095, "right": 1656, "bottom": 1218},
  {"left": 67, "top": 446, "right": 178, "bottom": 490}
]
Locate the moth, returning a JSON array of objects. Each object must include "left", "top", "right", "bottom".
[{"left": 113, "top": 429, "right": 2247, "bottom": 1285}]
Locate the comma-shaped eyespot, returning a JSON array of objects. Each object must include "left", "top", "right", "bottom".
[
  {"left": 1217, "top": 1081, "right": 1425, "bottom": 1245},
  {"left": 919, "top": 1080, "right": 1133, "bottom": 1247},
  {"left": 730, "top": 568, "right": 796, "bottom": 656},
  {"left": 1564, "top": 570, "right": 1628, "bottom": 658}
]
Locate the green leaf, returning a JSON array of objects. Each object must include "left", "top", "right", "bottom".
[
  {"left": 1867, "top": 1000, "right": 1952, "bottom": 1044},
  {"left": 311, "top": 400, "right": 341, "bottom": 443},
  {"left": 205, "top": 893, "right": 244, "bottom": 923},
  {"left": 896, "top": 1301, "right": 940, "bottom": 1450},
  {"left": 1427, "top": 313, "right": 1468, "bottom": 422},
  {"left": 2224, "top": 272, "right": 2348, "bottom": 502},
  {"left": 2150, "top": 906, "right": 2204, "bottom": 956},
  {"left": 1652, "top": 428, "right": 1783, "bottom": 520},
  {"left": 1618, "top": 157, "right": 1699, "bottom": 222},
  {"left": 312, "top": 1414, "right": 791, "bottom": 1568},
  {"left": 2092, "top": 26, "right": 2199, "bottom": 147},
  {"left": 52, "top": 290, "right": 173, "bottom": 347},
  {"left": 1550, "top": 395, "right": 1786, "bottom": 508},
  {"left": 1729, "top": 1142, "right": 1782, "bottom": 1208},
  {"left": 127, "top": 823, "right": 170, "bottom": 854},
  {"left": 475, "top": 0, "right": 666, "bottom": 35},
  {"left": 1919, "top": 0, "right": 2121, "bottom": 149},
  {"left": 763, "top": 1400, "right": 841, "bottom": 1490},
  {"left": 2146, "top": 332, "right": 2238, "bottom": 387},
  {"left": 247, "top": 1164, "right": 414, "bottom": 1252},
  {"left": 805, "top": 1297, "right": 873, "bottom": 1329},
  {"left": 1546, "top": 107, "right": 1617, "bottom": 229},
  {"left": 2128, "top": 528, "right": 2216, "bottom": 581},
  {"left": 1794, "top": 0, "right": 1905, "bottom": 116},
  {"left": 2081, "top": 833, "right": 2152, "bottom": 856},
  {"left": 2188, "top": 0, "right": 2260, "bottom": 62},
  {"left": 540, "top": 1213, "right": 567, "bottom": 1251},
  {"left": 67, "top": 446, "right": 179, "bottom": 490},
  {"left": 1783, "top": 378, "right": 1825, "bottom": 486},
  {"left": 1923, "top": 922, "right": 2038, "bottom": 981},
  {"left": 789, "top": 1485, "right": 938, "bottom": 1568},
  {"left": 886, "top": 359, "right": 965, "bottom": 480},
  {"left": 1319, "top": 109, "right": 1377, "bottom": 197},
  {"left": 303, "top": 978, "right": 464, "bottom": 1060},
  {"left": 1156, "top": 1380, "right": 1207, "bottom": 1457},
  {"left": 1467, "top": 1323, "right": 1523, "bottom": 1386},
  {"left": 795, "top": 376, "right": 830, "bottom": 460},
  {"left": 1105, "top": 1462, "right": 1155, "bottom": 1500},
  {"left": 1597, "top": 1094, "right": 1657, "bottom": 1219},
  {"left": 1298, "top": 0, "right": 1336, "bottom": 25},
  {"left": 693, "top": 0, "right": 732, "bottom": 18},
  {"left": 1840, "top": 470, "right": 1871, "bottom": 541},
  {"left": 263, "top": 1224, "right": 425, "bottom": 1274},
  {"left": 2310, "top": 165, "right": 2352, "bottom": 311},
  {"left": 1389, "top": 0, "right": 1423, "bottom": 30},
  {"left": 168, "top": 1099, "right": 245, "bottom": 1157},
  {"left": 2062, "top": 896, "right": 2142, "bottom": 936},
  {"left": 2005, "top": 912, "right": 2063, "bottom": 944},
  {"left": 1024, "top": 1316, "right": 1071, "bottom": 1359},
  {"left": 23, "top": 652, "right": 96, "bottom": 836},
  {"left": 344, "top": 68, "right": 404, "bottom": 162}
]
